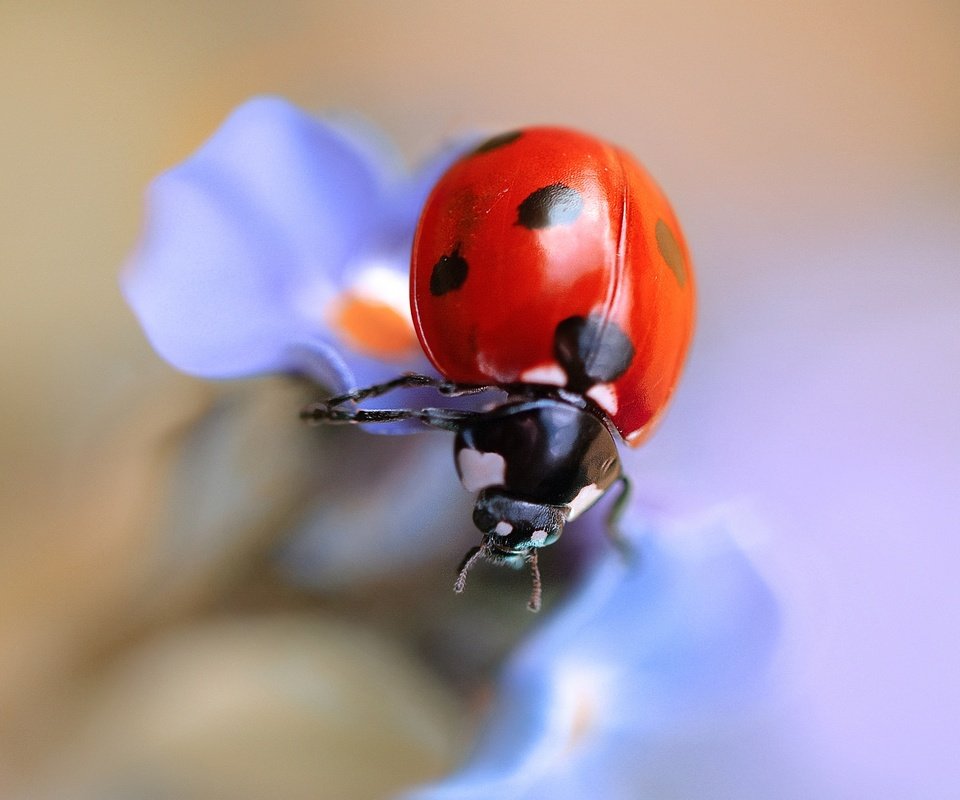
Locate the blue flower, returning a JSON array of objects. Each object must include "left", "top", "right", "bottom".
[
  {"left": 122, "top": 96, "right": 468, "bottom": 394},
  {"left": 121, "top": 98, "right": 787, "bottom": 797},
  {"left": 402, "top": 508, "right": 782, "bottom": 800}
]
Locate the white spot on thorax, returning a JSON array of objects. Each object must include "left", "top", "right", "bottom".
[
  {"left": 566, "top": 483, "right": 605, "bottom": 521},
  {"left": 586, "top": 383, "right": 618, "bottom": 415},
  {"left": 495, "top": 520, "right": 513, "bottom": 536},
  {"left": 457, "top": 449, "right": 507, "bottom": 492},
  {"left": 520, "top": 363, "right": 567, "bottom": 386},
  {"left": 530, "top": 530, "right": 549, "bottom": 547}
]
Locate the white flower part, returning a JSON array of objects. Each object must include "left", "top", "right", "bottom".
[
  {"left": 567, "top": 483, "right": 605, "bottom": 521},
  {"left": 586, "top": 382, "right": 618, "bottom": 416},
  {"left": 520, "top": 363, "right": 567, "bottom": 386},
  {"left": 311, "top": 259, "right": 414, "bottom": 329},
  {"left": 457, "top": 449, "right": 507, "bottom": 492},
  {"left": 552, "top": 660, "right": 616, "bottom": 746},
  {"left": 495, "top": 520, "right": 513, "bottom": 536},
  {"left": 347, "top": 262, "right": 413, "bottom": 323}
]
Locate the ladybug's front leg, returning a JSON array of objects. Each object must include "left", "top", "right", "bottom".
[
  {"left": 301, "top": 404, "right": 479, "bottom": 433},
  {"left": 301, "top": 372, "right": 494, "bottom": 432},
  {"left": 321, "top": 373, "right": 490, "bottom": 409}
]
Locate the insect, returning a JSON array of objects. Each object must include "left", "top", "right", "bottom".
[{"left": 303, "top": 127, "right": 695, "bottom": 610}]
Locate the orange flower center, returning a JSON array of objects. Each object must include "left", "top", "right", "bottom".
[{"left": 330, "top": 293, "right": 420, "bottom": 361}]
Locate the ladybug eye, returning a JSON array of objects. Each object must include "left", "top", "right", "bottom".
[{"left": 472, "top": 505, "right": 498, "bottom": 534}]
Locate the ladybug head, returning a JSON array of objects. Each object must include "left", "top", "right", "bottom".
[
  {"left": 471, "top": 489, "right": 566, "bottom": 554},
  {"left": 454, "top": 489, "right": 567, "bottom": 612}
]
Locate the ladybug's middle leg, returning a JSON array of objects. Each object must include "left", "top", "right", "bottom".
[
  {"left": 605, "top": 474, "right": 637, "bottom": 563},
  {"left": 301, "top": 404, "right": 479, "bottom": 433}
]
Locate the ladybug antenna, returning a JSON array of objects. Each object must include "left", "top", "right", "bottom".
[
  {"left": 526, "top": 549, "right": 542, "bottom": 612},
  {"left": 453, "top": 540, "right": 543, "bottom": 612},
  {"left": 454, "top": 539, "right": 489, "bottom": 594}
]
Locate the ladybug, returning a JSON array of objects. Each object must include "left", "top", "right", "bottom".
[{"left": 303, "top": 127, "right": 695, "bottom": 610}]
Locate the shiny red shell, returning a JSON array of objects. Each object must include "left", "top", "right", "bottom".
[{"left": 410, "top": 127, "right": 695, "bottom": 446}]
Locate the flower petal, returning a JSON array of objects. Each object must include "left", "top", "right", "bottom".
[
  {"left": 121, "top": 96, "right": 391, "bottom": 379},
  {"left": 403, "top": 506, "right": 782, "bottom": 799},
  {"left": 385, "top": 136, "right": 480, "bottom": 241}
]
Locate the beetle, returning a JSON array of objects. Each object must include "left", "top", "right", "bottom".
[{"left": 303, "top": 127, "right": 695, "bottom": 610}]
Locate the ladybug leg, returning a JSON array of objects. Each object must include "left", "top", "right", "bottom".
[
  {"left": 301, "top": 404, "right": 478, "bottom": 433},
  {"left": 301, "top": 373, "right": 494, "bottom": 429},
  {"left": 605, "top": 474, "right": 636, "bottom": 563},
  {"left": 321, "top": 373, "right": 491, "bottom": 409}
]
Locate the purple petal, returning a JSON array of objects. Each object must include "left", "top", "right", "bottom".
[
  {"left": 403, "top": 507, "right": 783, "bottom": 799},
  {"left": 121, "top": 96, "right": 392, "bottom": 379},
  {"left": 386, "top": 135, "right": 480, "bottom": 240}
]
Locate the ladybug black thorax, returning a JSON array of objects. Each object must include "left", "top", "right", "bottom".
[{"left": 453, "top": 397, "right": 621, "bottom": 555}]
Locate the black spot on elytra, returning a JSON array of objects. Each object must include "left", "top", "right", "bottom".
[
  {"left": 655, "top": 219, "right": 687, "bottom": 287},
  {"left": 516, "top": 184, "right": 583, "bottom": 229},
  {"left": 554, "top": 314, "right": 635, "bottom": 392},
  {"left": 471, "top": 130, "right": 523, "bottom": 155},
  {"left": 430, "top": 246, "right": 469, "bottom": 296}
]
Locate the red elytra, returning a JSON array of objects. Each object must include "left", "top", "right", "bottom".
[{"left": 410, "top": 126, "right": 695, "bottom": 446}]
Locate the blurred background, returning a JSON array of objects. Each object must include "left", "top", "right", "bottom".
[{"left": 1, "top": 1, "right": 957, "bottom": 797}]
